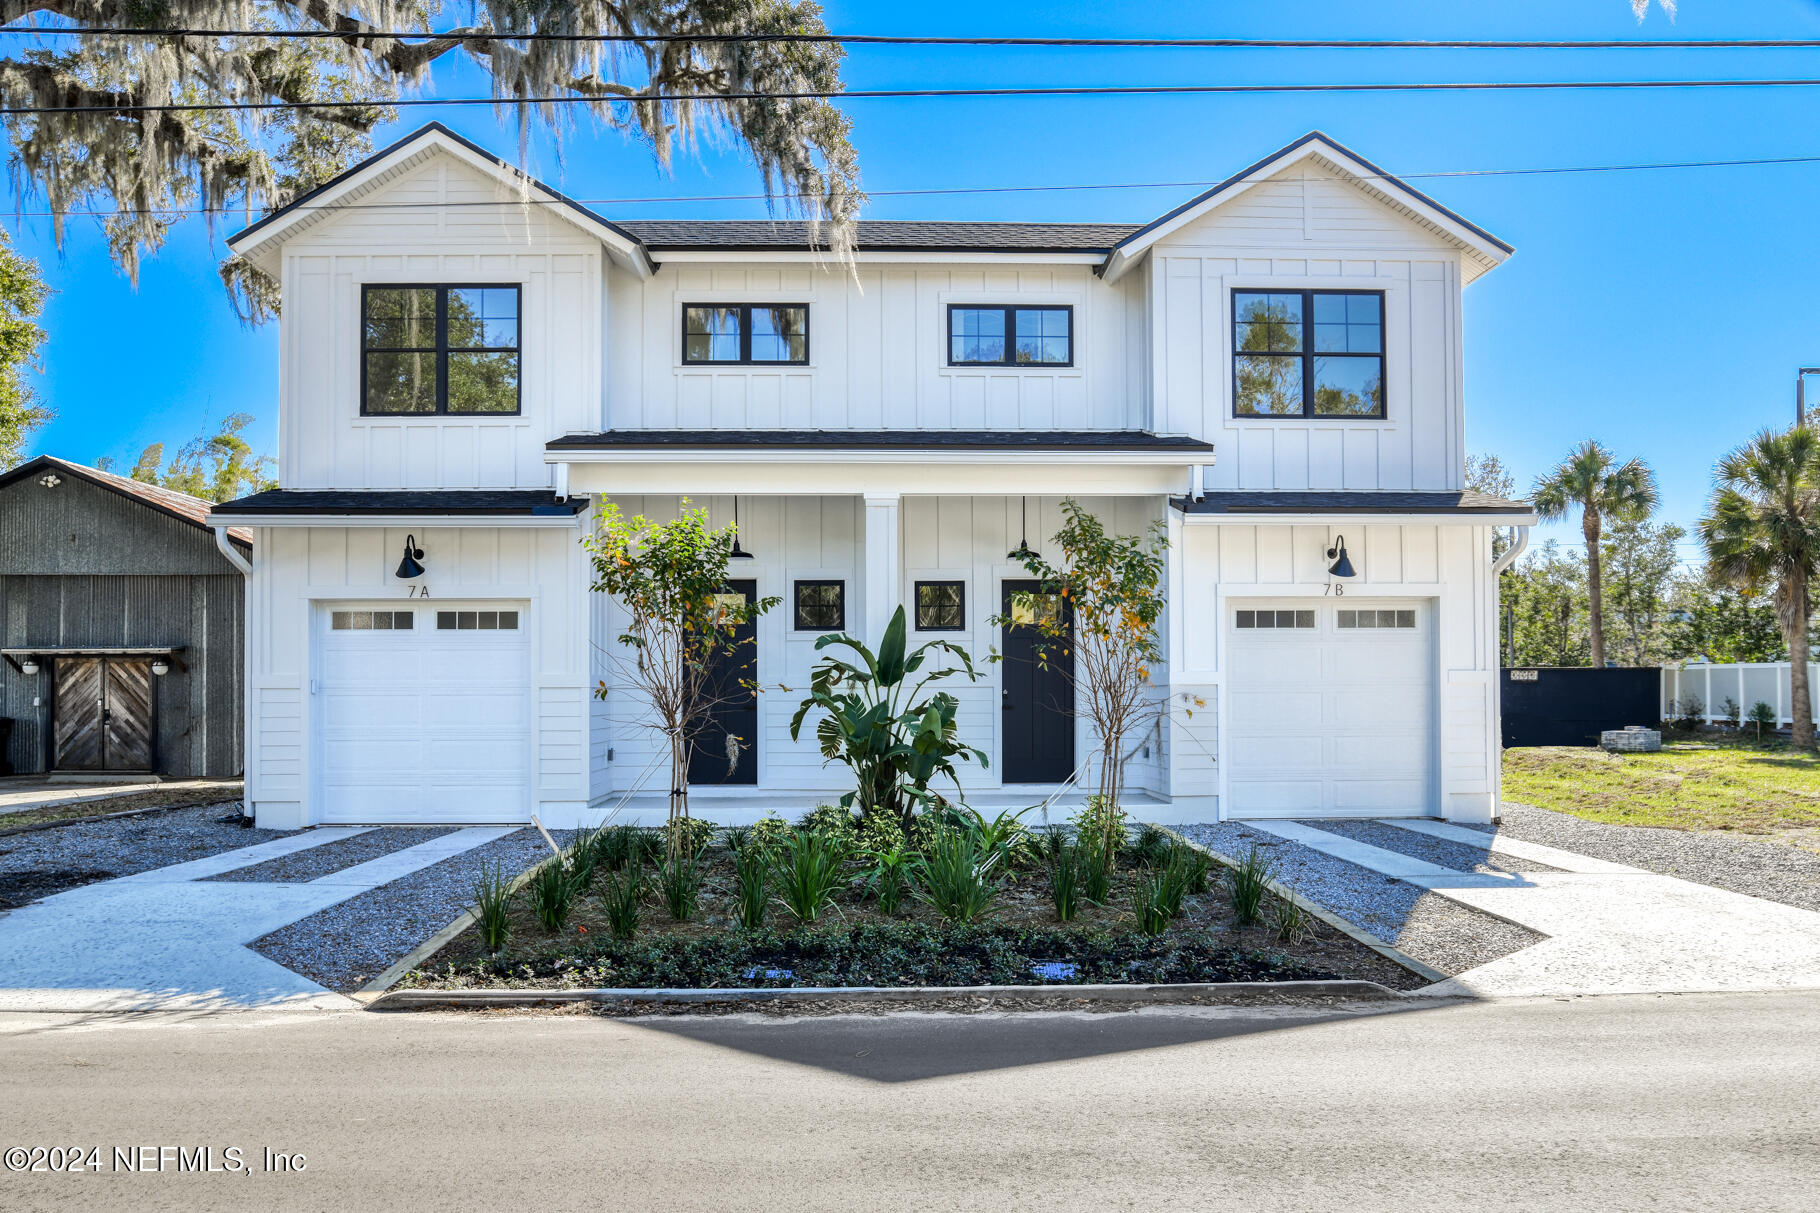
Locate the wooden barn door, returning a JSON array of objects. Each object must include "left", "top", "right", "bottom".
[{"left": 54, "top": 657, "right": 154, "bottom": 772}]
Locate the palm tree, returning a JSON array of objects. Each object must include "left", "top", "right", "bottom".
[
  {"left": 1700, "top": 427, "right": 1820, "bottom": 750},
  {"left": 1531, "top": 440, "right": 1659, "bottom": 668}
]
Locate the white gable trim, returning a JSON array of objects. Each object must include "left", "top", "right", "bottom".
[
  {"left": 1100, "top": 132, "right": 1512, "bottom": 285},
  {"left": 227, "top": 124, "right": 653, "bottom": 279}
]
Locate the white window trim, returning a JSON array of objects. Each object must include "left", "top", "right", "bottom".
[
  {"left": 786, "top": 568, "right": 853, "bottom": 639},
  {"left": 670, "top": 292, "right": 819, "bottom": 372}
]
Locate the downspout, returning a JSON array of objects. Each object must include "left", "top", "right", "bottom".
[{"left": 214, "top": 525, "right": 253, "bottom": 823}]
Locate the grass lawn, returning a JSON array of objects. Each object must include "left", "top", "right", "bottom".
[{"left": 1502, "top": 735, "right": 1820, "bottom": 833}]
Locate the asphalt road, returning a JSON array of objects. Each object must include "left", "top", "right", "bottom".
[{"left": 1, "top": 992, "right": 1817, "bottom": 1212}]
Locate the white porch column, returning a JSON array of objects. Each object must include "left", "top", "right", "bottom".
[{"left": 862, "top": 492, "right": 902, "bottom": 641}]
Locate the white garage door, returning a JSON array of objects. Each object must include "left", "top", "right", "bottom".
[
  {"left": 316, "top": 603, "right": 531, "bottom": 823},
  {"left": 1226, "top": 599, "right": 1435, "bottom": 818}
]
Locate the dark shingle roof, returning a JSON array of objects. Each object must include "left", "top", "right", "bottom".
[
  {"left": 211, "top": 489, "right": 587, "bottom": 517},
  {"left": 616, "top": 220, "right": 1142, "bottom": 253},
  {"left": 1, "top": 455, "right": 253, "bottom": 546},
  {"left": 548, "top": 429, "right": 1214, "bottom": 452},
  {"left": 1174, "top": 490, "right": 1533, "bottom": 515}
]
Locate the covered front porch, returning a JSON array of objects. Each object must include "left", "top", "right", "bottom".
[{"left": 555, "top": 430, "right": 1212, "bottom": 825}]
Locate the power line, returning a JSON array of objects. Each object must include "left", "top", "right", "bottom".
[
  {"left": 3, "top": 26, "right": 1820, "bottom": 49},
  {"left": 9, "top": 149, "right": 1820, "bottom": 220},
  {"left": 14, "top": 77, "right": 1820, "bottom": 117}
]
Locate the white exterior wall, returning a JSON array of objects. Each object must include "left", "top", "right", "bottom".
[
  {"left": 589, "top": 495, "right": 1164, "bottom": 816},
  {"left": 278, "top": 158, "right": 604, "bottom": 490},
  {"left": 244, "top": 521, "right": 592, "bottom": 828},
  {"left": 603, "top": 261, "right": 1149, "bottom": 433},
  {"left": 1164, "top": 519, "right": 1503, "bottom": 823},
  {"left": 1150, "top": 159, "right": 1466, "bottom": 490}
]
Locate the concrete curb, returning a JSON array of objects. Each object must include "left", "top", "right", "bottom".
[
  {"left": 1154, "top": 824, "right": 1452, "bottom": 986},
  {"left": 0, "top": 784, "right": 245, "bottom": 838},
  {"left": 367, "top": 978, "right": 1417, "bottom": 1013}
]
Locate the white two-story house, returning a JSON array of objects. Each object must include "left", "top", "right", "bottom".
[{"left": 211, "top": 123, "right": 1534, "bottom": 832}]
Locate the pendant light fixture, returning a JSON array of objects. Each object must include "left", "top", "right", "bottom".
[
  {"left": 1007, "top": 496, "right": 1039, "bottom": 562},
  {"left": 729, "top": 497, "right": 754, "bottom": 560}
]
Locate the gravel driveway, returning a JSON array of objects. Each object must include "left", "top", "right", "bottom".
[
  {"left": 254, "top": 828, "right": 565, "bottom": 992},
  {"left": 0, "top": 802, "right": 282, "bottom": 908},
  {"left": 1464, "top": 802, "right": 1820, "bottom": 914},
  {"left": 203, "top": 827, "right": 457, "bottom": 883},
  {"left": 1177, "top": 821, "right": 1544, "bottom": 978}
]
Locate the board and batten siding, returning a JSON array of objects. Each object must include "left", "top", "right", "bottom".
[
  {"left": 603, "top": 263, "right": 1148, "bottom": 433},
  {"left": 277, "top": 156, "right": 603, "bottom": 491},
  {"left": 1148, "top": 159, "right": 1467, "bottom": 493},
  {"left": 0, "top": 472, "right": 245, "bottom": 777},
  {"left": 1167, "top": 519, "right": 1502, "bottom": 821},
  {"left": 589, "top": 494, "right": 1164, "bottom": 812},
  {"left": 243, "top": 521, "right": 592, "bottom": 828}
]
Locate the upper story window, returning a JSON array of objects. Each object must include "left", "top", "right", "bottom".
[
  {"left": 683, "top": 304, "right": 809, "bottom": 365},
  {"left": 1233, "top": 290, "right": 1384, "bottom": 419},
  {"left": 948, "top": 305, "right": 1072, "bottom": 367},
  {"left": 363, "top": 285, "right": 520, "bottom": 415}
]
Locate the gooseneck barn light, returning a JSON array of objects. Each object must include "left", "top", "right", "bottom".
[
  {"left": 729, "top": 498, "right": 754, "bottom": 560},
  {"left": 396, "top": 534, "right": 426, "bottom": 580},
  {"left": 1326, "top": 535, "right": 1357, "bottom": 579}
]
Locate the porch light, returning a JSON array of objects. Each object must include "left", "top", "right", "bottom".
[
  {"left": 729, "top": 498, "right": 754, "bottom": 560},
  {"left": 1326, "top": 535, "right": 1357, "bottom": 579},
  {"left": 1007, "top": 496, "right": 1040, "bottom": 563},
  {"left": 151, "top": 659, "right": 170, "bottom": 677},
  {"left": 396, "top": 534, "right": 426, "bottom": 579},
  {"left": 19, "top": 657, "right": 39, "bottom": 676}
]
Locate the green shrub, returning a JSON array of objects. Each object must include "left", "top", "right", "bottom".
[
  {"left": 723, "top": 824, "right": 753, "bottom": 855},
  {"left": 1131, "top": 824, "right": 1172, "bottom": 868},
  {"left": 914, "top": 828, "right": 999, "bottom": 924},
  {"left": 597, "top": 824, "right": 640, "bottom": 872},
  {"left": 1047, "top": 841, "right": 1082, "bottom": 923},
  {"left": 528, "top": 859, "right": 578, "bottom": 932},
  {"left": 1228, "top": 843, "right": 1275, "bottom": 927},
  {"left": 1069, "top": 794, "right": 1128, "bottom": 859},
  {"left": 472, "top": 862, "right": 513, "bottom": 952},
  {"left": 747, "top": 814, "right": 794, "bottom": 855},
  {"left": 599, "top": 865, "right": 644, "bottom": 941},
  {"left": 1269, "top": 888, "right": 1314, "bottom": 944},
  {"left": 1129, "top": 867, "right": 1172, "bottom": 936},
  {"left": 1748, "top": 700, "right": 1778, "bottom": 740},
  {"left": 768, "top": 828, "right": 851, "bottom": 923},
  {"left": 657, "top": 847, "right": 704, "bottom": 922},
  {"left": 860, "top": 841, "right": 915, "bottom": 915},
  {"left": 798, "top": 802, "right": 861, "bottom": 846},
  {"left": 733, "top": 846, "right": 769, "bottom": 929},
  {"left": 632, "top": 828, "right": 666, "bottom": 868},
  {"left": 667, "top": 816, "right": 714, "bottom": 858}
]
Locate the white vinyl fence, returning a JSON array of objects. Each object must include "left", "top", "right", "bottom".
[{"left": 1661, "top": 662, "right": 1820, "bottom": 726}]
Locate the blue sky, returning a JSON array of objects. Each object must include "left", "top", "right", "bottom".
[{"left": 11, "top": 0, "right": 1820, "bottom": 560}]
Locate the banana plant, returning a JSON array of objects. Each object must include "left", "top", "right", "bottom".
[{"left": 788, "top": 605, "right": 988, "bottom": 835}]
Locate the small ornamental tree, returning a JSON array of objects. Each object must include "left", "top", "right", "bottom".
[
  {"left": 992, "top": 498, "right": 1169, "bottom": 856},
  {"left": 585, "top": 500, "right": 779, "bottom": 838}
]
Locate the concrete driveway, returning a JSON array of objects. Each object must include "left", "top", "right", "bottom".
[{"left": 0, "top": 827, "right": 510, "bottom": 1013}]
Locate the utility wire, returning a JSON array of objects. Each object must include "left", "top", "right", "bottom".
[
  {"left": 9, "top": 149, "right": 1820, "bottom": 219},
  {"left": 13, "top": 77, "right": 1820, "bottom": 117},
  {"left": 3, "top": 26, "right": 1820, "bottom": 49}
]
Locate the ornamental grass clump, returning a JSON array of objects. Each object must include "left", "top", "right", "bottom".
[
  {"left": 1047, "top": 840, "right": 1082, "bottom": 923},
  {"left": 1129, "top": 866, "right": 1173, "bottom": 936},
  {"left": 860, "top": 841, "right": 915, "bottom": 915},
  {"left": 733, "top": 846, "right": 769, "bottom": 929},
  {"left": 599, "top": 865, "right": 644, "bottom": 941},
  {"left": 1130, "top": 824, "right": 1172, "bottom": 868},
  {"left": 658, "top": 845, "right": 704, "bottom": 922},
  {"left": 1270, "top": 888, "right": 1314, "bottom": 944},
  {"left": 597, "top": 824, "right": 640, "bottom": 872},
  {"left": 528, "top": 858, "right": 577, "bottom": 933},
  {"left": 567, "top": 827, "right": 600, "bottom": 893},
  {"left": 768, "top": 828, "right": 851, "bottom": 923},
  {"left": 915, "top": 827, "right": 999, "bottom": 924},
  {"left": 1228, "top": 843, "right": 1276, "bottom": 927},
  {"left": 472, "top": 862, "right": 513, "bottom": 953}
]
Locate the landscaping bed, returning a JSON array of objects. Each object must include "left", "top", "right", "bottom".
[{"left": 402, "top": 822, "right": 1429, "bottom": 993}]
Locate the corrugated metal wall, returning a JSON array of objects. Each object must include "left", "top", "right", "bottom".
[{"left": 0, "top": 474, "right": 245, "bottom": 777}]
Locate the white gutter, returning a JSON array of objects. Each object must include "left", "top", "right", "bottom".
[
  {"left": 213, "top": 525, "right": 252, "bottom": 576},
  {"left": 1491, "top": 524, "right": 1531, "bottom": 575},
  {"left": 545, "top": 447, "right": 1206, "bottom": 467}
]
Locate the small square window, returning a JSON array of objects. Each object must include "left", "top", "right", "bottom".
[
  {"left": 498, "top": 611, "right": 519, "bottom": 630},
  {"left": 394, "top": 611, "right": 414, "bottom": 630},
  {"left": 1236, "top": 610, "right": 1256, "bottom": 629},
  {"left": 1293, "top": 610, "right": 1315, "bottom": 629},
  {"left": 1338, "top": 610, "right": 1357, "bottom": 629},
  {"left": 915, "top": 581, "right": 966, "bottom": 631},
  {"left": 793, "top": 580, "right": 846, "bottom": 632}
]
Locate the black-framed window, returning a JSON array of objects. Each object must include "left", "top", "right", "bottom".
[
  {"left": 915, "top": 581, "right": 966, "bottom": 631},
  {"left": 682, "top": 304, "right": 810, "bottom": 364},
  {"left": 1233, "top": 290, "right": 1384, "bottom": 418},
  {"left": 793, "top": 580, "right": 845, "bottom": 632},
  {"left": 1235, "top": 609, "right": 1316, "bottom": 630},
  {"left": 435, "top": 609, "right": 520, "bottom": 631},
  {"left": 947, "top": 305, "right": 1072, "bottom": 366},
  {"left": 363, "top": 285, "right": 521, "bottom": 415}
]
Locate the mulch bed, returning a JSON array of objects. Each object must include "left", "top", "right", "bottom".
[{"left": 406, "top": 836, "right": 1429, "bottom": 992}]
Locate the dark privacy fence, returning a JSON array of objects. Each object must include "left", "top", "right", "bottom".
[{"left": 1500, "top": 667, "right": 1661, "bottom": 748}]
